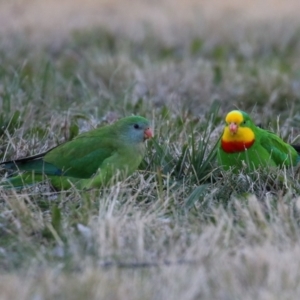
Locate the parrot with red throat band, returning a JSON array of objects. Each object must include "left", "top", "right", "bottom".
[
  {"left": 217, "top": 110, "right": 300, "bottom": 172},
  {"left": 0, "top": 115, "right": 153, "bottom": 190}
]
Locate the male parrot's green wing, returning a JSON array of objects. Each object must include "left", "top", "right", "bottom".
[{"left": 258, "top": 129, "right": 299, "bottom": 167}]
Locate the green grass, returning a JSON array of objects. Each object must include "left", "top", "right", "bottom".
[{"left": 1, "top": 14, "right": 300, "bottom": 300}]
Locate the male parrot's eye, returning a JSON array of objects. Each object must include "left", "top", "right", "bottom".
[{"left": 134, "top": 124, "right": 139, "bottom": 129}]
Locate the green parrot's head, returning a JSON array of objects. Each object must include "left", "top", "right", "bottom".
[
  {"left": 115, "top": 116, "right": 153, "bottom": 144},
  {"left": 221, "top": 110, "right": 255, "bottom": 153}
]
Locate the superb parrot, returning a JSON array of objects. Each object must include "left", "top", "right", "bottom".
[
  {"left": 217, "top": 110, "right": 300, "bottom": 171},
  {"left": 0, "top": 115, "right": 153, "bottom": 190}
]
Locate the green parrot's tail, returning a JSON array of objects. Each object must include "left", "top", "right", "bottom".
[
  {"left": 0, "top": 174, "right": 46, "bottom": 189},
  {"left": 0, "top": 152, "right": 76, "bottom": 190},
  {"left": 1, "top": 156, "right": 63, "bottom": 176},
  {"left": 1, "top": 173, "right": 83, "bottom": 190}
]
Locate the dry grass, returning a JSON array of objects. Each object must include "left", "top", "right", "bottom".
[
  {"left": 1, "top": 0, "right": 300, "bottom": 44},
  {"left": 1, "top": 189, "right": 300, "bottom": 299},
  {"left": 1, "top": 0, "right": 300, "bottom": 299}
]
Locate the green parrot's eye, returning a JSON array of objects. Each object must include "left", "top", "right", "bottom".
[{"left": 134, "top": 124, "right": 140, "bottom": 129}]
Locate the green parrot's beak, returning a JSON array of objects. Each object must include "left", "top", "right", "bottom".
[{"left": 144, "top": 128, "right": 153, "bottom": 140}]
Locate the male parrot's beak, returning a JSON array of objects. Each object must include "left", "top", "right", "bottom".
[
  {"left": 229, "top": 122, "right": 238, "bottom": 134},
  {"left": 144, "top": 128, "right": 153, "bottom": 140}
]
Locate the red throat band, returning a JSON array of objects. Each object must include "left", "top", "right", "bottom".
[{"left": 221, "top": 139, "right": 255, "bottom": 153}]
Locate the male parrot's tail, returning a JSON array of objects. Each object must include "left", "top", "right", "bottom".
[{"left": 291, "top": 144, "right": 300, "bottom": 164}]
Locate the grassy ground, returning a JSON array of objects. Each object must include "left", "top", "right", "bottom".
[{"left": 1, "top": 1, "right": 300, "bottom": 299}]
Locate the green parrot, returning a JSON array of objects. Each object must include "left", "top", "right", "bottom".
[
  {"left": 0, "top": 115, "right": 153, "bottom": 190},
  {"left": 217, "top": 110, "right": 300, "bottom": 171}
]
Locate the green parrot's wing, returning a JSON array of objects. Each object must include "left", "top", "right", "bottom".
[
  {"left": 44, "top": 135, "right": 119, "bottom": 178},
  {"left": 1, "top": 137, "right": 116, "bottom": 179},
  {"left": 259, "top": 130, "right": 298, "bottom": 166},
  {"left": 77, "top": 145, "right": 144, "bottom": 189}
]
